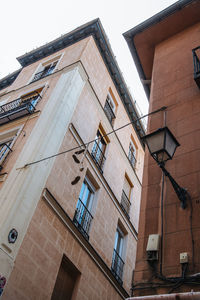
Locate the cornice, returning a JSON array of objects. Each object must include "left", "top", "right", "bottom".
[{"left": 0, "top": 19, "right": 145, "bottom": 146}]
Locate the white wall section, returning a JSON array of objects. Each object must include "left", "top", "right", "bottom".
[{"left": 0, "top": 63, "right": 87, "bottom": 278}]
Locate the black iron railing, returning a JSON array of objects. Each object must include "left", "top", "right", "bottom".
[
  {"left": 0, "top": 92, "right": 40, "bottom": 125},
  {"left": 192, "top": 47, "right": 200, "bottom": 88},
  {"left": 73, "top": 198, "right": 93, "bottom": 240},
  {"left": 128, "top": 147, "right": 136, "bottom": 169},
  {"left": 120, "top": 190, "right": 131, "bottom": 218},
  {"left": 91, "top": 141, "right": 106, "bottom": 172},
  {"left": 111, "top": 249, "right": 124, "bottom": 285},
  {"left": 0, "top": 141, "right": 13, "bottom": 171},
  {"left": 31, "top": 66, "right": 56, "bottom": 82},
  {"left": 104, "top": 99, "right": 116, "bottom": 125}
]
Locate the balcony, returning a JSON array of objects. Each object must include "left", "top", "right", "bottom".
[
  {"left": 91, "top": 141, "right": 106, "bottom": 173},
  {"left": 128, "top": 148, "right": 136, "bottom": 169},
  {"left": 120, "top": 190, "right": 131, "bottom": 218},
  {"left": 0, "top": 141, "right": 12, "bottom": 171},
  {"left": 192, "top": 46, "right": 200, "bottom": 88},
  {"left": 104, "top": 99, "right": 116, "bottom": 125},
  {"left": 31, "top": 65, "right": 56, "bottom": 82},
  {"left": 0, "top": 92, "right": 40, "bottom": 126},
  {"left": 73, "top": 198, "right": 93, "bottom": 240},
  {"left": 111, "top": 249, "right": 124, "bottom": 285}
]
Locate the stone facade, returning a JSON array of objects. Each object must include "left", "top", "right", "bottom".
[{"left": 0, "top": 20, "right": 144, "bottom": 299}]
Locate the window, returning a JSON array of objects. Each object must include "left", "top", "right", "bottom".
[
  {"left": 0, "top": 127, "right": 21, "bottom": 171},
  {"left": 121, "top": 175, "right": 132, "bottom": 218},
  {"left": 51, "top": 256, "right": 80, "bottom": 300},
  {"left": 73, "top": 178, "right": 95, "bottom": 240},
  {"left": 41, "top": 61, "right": 58, "bottom": 76},
  {"left": 31, "top": 55, "right": 62, "bottom": 83},
  {"left": 32, "top": 61, "right": 57, "bottom": 82},
  {"left": 128, "top": 140, "right": 137, "bottom": 169},
  {"left": 104, "top": 93, "right": 116, "bottom": 125},
  {"left": 0, "top": 140, "right": 13, "bottom": 171},
  {"left": 192, "top": 46, "right": 200, "bottom": 88},
  {"left": 0, "top": 89, "right": 43, "bottom": 126},
  {"left": 91, "top": 125, "right": 109, "bottom": 172},
  {"left": 21, "top": 89, "right": 42, "bottom": 111},
  {"left": 111, "top": 226, "right": 125, "bottom": 285}
]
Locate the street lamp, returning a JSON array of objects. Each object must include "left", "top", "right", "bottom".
[{"left": 143, "top": 127, "right": 188, "bottom": 209}]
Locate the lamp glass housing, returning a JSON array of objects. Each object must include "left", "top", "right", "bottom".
[{"left": 143, "top": 127, "right": 180, "bottom": 163}]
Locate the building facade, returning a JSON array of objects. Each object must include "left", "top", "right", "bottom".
[
  {"left": 0, "top": 20, "right": 144, "bottom": 299},
  {"left": 124, "top": 0, "right": 200, "bottom": 297}
]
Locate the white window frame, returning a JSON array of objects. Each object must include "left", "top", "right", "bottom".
[
  {"left": 28, "top": 53, "right": 64, "bottom": 84},
  {"left": 128, "top": 140, "right": 137, "bottom": 168},
  {"left": 106, "top": 92, "right": 116, "bottom": 114},
  {"left": 18, "top": 85, "right": 45, "bottom": 109},
  {"left": 0, "top": 126, "right": 22, "bottom": 167},
  {"left": 114, "top": 227, "right": 124, "bottom": 258},
  {"left": 78, "top": 176, "right": 95, "bottom": 214}
]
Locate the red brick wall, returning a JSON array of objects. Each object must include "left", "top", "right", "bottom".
[{"left": 134, "top": 22, "right": 200, "bottom": 295}]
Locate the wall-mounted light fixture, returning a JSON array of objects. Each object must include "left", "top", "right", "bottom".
[{"left": 143, "top": 127, "right": 188, "bottom": 209}]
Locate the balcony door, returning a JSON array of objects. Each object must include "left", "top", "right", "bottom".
[
  {"left": 91, "top": 130, "right": 106, "bottom": 171},
  {"left": 111, "top": 227, "right": 125, "bottom": 285},
  {"left": 128, "top": 141, "right": 136, "bottom": 168},
  {"left": 114, "top": 228, "right": 124, "bottom": 258},
  {"left": 79, "top": 179, "right": 94, "bottom": 212},
  {"left": 51, "top": 256, "right": 80, "bottom": 300},
  {"left": 73, "top": 178, "right": 94, "bottom": 239}
]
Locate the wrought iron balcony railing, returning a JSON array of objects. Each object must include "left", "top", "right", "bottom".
[
  {"left": 91, "top": 141, "right": 106, "bottom": 172},
  {"left": 192, "top": 46, "right": 200, "bottom": 88},
  {"left": 0, "top": 92, "right": 40, "bottom": 126},
  {"left": 0, "top": 141, "right": 13, "bottom": 171},
  {"left": 111, "top": 249, "right": 124, "bottom": 285},
  {"left": 31, "top": 65, "right": 56, "bottom": 82},
  {"left": 120, "top": 190, "right": 131, "bottom": 218},
  {"left": 73, "top": 198, "right": 93, "bottom": 240},
  {"left": 128, "top": 147, "right": 136, "bottom": 169},
  {"left": 104, "top": 99, "right": 116, "bottom": 125}
]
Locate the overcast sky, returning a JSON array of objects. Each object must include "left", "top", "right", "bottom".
[{"left": 0, "top": 0, "right": 177, "bottom": 115}]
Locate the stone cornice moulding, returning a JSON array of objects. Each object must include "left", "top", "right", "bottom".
[{"left": 0, "top": 19, "right": 145, "bottom": 146}]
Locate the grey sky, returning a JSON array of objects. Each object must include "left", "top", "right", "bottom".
[{"left": 0, "top": 0, "right": 177, "bottom": 114}]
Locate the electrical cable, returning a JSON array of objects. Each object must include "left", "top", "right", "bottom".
[{"left": 17, "top": 106, "right": 167, "bottom": 169}]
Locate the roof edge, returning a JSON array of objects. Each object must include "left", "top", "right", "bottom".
[
  {"left": 0, "top": 19, "right": 146, "bottom": 147},
  {"left": 123, "top": 0, "right": 195, "bottom": 39},
  {"left": 123, "top": 0, "right": 197, "bottom": 101}
]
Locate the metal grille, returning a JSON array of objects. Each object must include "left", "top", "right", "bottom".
[
  {"left": 0, "top": 92, "right": 40, "bottom": 125},
  {"left": 128, "top": 145, "right": 136, "bottom": 169},
  {"left": 104, "top": 99, "right": 116, "bottom": 125},
  {"left": 31, "top": 64, "right": 56, "bottom": 82},
  {"left": 0, "top": 99, "right": 21, "bottom": 113},
  {"left": 0, "top": 140, "right": 13, "bottom": 169},
  {"left": 111, "top": 249, "right": 124, "bottom": 285},
  {"left": 91, "top": 141, "right": 106, "bottom": 172},
  {"left": 193, "top": 46, "right": 200, "bottom": 88},
  {"left": 120, "top": 190, "right": 131, "bottom": 218},
  {"left": 193, "top": 47, "right": 200, "bottom": 74},
  {"left": 73, "top": 198, "right": 93, "bottom": 240}
]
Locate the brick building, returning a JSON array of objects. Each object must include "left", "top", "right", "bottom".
[
  {"left": 0, "top": 19, "right": 145, "bottom": 299},
  {"left": 124, "top": 0, "right": 200, "bottom": 298}
]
